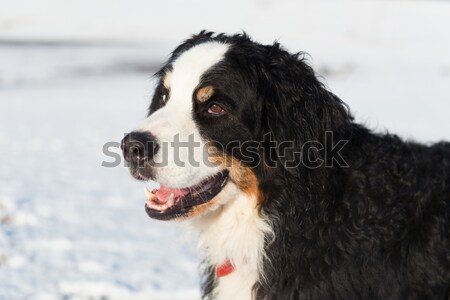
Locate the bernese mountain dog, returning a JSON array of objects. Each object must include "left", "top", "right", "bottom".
[{"left": 121, "top": 31, "right": 449, "bottom": 300}]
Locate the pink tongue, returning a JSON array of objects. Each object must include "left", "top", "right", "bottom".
[{"left": 154, "top": 186, "right": 189, "bottom": 203}]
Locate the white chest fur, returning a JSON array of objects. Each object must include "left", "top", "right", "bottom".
[
  {"left": 214, "top": 268, "right": 257, "bottom": 300},
  {"left": 188, "top": 186, "right": 273, "bottom": 300}
]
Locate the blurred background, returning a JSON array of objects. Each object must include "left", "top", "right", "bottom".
[{"left": 0, "top": 0, "right": 449, "bottom": 299}]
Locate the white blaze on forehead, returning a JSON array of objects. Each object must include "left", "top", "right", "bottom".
[
  {"left": 170, "top": 42, "right": 229, "bottom": 96},
  {"left": 138, "top": 41, "right": 229, "bottom": 188}
]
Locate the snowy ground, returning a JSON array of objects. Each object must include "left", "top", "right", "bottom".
[
  {"left": 0, "top": 44, "right": 200, "bottom": 300},
  {"left": 0, "top": 0, "right": 450, "bottom": 299}
]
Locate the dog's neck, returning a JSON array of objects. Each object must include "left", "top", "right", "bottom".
[{"left": 188, "top": 185, "right": 273, "bottom": 299}]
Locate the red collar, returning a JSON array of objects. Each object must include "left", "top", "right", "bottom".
[{"left": 215, "top": 259, "right": 235, "bottom": 277}]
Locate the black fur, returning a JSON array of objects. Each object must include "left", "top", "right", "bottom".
[{"left": 156, "top": 31, "right": 450, "bottom": 300}]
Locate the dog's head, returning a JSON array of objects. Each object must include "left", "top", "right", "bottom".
[{"left": 121, "top": 31, "right": 350, "bottom": 221}]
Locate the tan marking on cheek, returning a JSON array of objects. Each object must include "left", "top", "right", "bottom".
[
  {"left": 196, "top": 85, "right": 214, "bottom": 103},
  {"left": 187, "top": 197, "right": 221, "bottom": 218},
  {"left": 184, "top": 153, "right": 265, "bottom": 219},
  {"left": 206, "top": 146, "right": 265, "bottom": 205}
]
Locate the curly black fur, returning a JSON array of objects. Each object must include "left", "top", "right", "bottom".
[{"left": 168, "top": 31, "right": 450, "bottom": 300}]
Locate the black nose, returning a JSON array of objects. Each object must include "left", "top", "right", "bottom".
[{"left": 121, "top": 132, "right": 159, "bottom": 165}]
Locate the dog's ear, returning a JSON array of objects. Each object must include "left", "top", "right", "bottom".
[{"left": 259, "top": 44, "right": 351, "bottom": 171}]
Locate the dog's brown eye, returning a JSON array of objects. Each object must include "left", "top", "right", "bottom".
[
  {"left": 161, "top": 91, "right": 168, "bottom": 103},
  {"left": 208, "top": 104, "right": 225, "bottom": 115}
]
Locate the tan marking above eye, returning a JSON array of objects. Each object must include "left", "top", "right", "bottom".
[
  {"left": 163, "top": 72, "right": 172, "bottom": 90},
  {"left": 196, "top": 85, "right": 215, "bottom": 103}
]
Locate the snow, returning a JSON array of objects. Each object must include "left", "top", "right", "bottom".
[{"left": 0, "top": 0, "right": 449, "bottom": 299}]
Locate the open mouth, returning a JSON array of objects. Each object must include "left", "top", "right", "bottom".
[{"left": 144, "top": 170, "right": 229, "bottom": 220}]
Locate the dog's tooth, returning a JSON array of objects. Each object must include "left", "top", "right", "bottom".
[
  {"left": 144, "top": 187, "right": 152, "bottom": 199},
  {"left": 167, "top": 193, "right": 175, "bottom": 207}
]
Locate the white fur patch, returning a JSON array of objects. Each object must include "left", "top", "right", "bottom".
[
  {"left": 138, "top": 41, "right": 229, "bottom": 188},
  {"left": 138, "top": 41, "right": 273, "bottom": 299},
  {"left": 188, "top": 183, "right": 274, "bottom": 300}
]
